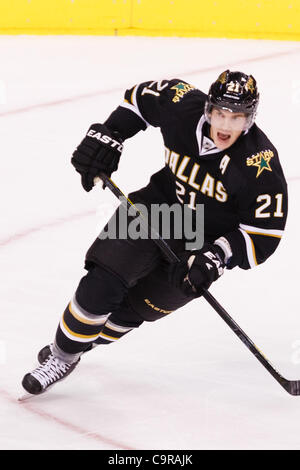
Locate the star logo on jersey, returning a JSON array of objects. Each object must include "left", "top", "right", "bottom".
[
  {"left": 246, "top": 150, "right": 274, "bottom": 177},
  {"left": 171, "top": 82, "right": 195, "bottom": 103}
]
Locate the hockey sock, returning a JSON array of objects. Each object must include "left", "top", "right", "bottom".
[
  {"left": 55, "top": 299, "right": 141, "bottom": 353},
  {"left": 55, "top": 265, "right": 129, "bottom": 354},
  {"left": 55, "top": 296, "right": 110, "bottom": 354},
  {"left": 93, "top": 318, "right": 135, "bottom": 345},
  {"left": 93, "top": 303, "right": 144, "bottom": 345}
]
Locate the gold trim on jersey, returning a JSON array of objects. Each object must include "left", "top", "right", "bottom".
[
  {"left": 249, "top": 237, "right": 258, "bottom": 266},
  {"left": 239, "top": 223, "right": 283, "bottom": 239},
  {"left": 239, "top": 228, "right": 258, "bottom": 268},
  {"left": 245, "top": 230, "right": 282, "bottom": 238}
]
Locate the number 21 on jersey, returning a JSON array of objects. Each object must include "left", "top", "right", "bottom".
[{"left": 255, "top": 193, "right": 284, "bottom": 218}]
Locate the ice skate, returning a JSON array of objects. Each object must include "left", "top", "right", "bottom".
[{"left": 21, "top": 351, "right": 80, "bottom": 396}]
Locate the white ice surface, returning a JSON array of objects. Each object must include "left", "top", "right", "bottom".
[{"left": 0, "top": 35, "right": 300, "bottom": 450}]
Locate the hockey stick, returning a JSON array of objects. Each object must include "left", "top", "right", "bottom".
[{"left": 96, "top": 173, "right": 300, "bottom": 396}]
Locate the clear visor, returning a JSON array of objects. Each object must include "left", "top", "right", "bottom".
[{"left": 205, "top": 103, "right": 253, "bottom": 131}]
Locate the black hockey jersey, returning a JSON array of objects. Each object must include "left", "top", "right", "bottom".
[{"left": 104, "top": 79, "right": 288, "bottom": 270}]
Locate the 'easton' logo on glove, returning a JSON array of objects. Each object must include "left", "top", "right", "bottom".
[
  {"left": 87, "top": 129, "right": 123, "bottom": 153},
  {"left": 204, "top": 250, "right": 224, "bottom": 276}
]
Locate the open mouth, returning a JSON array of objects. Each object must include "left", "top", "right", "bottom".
[{"left": 217, "top": 131, "right": 231, "bottom": 142}]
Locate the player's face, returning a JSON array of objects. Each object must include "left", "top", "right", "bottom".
[{"left": 209, "top": 107, "right": 247, "bottom": 150}]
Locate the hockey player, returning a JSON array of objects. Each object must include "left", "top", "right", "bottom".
[{"left": 21, "top": 70, "right": 288, "bottom": 395}]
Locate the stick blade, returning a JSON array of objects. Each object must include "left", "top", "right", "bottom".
[{"left": 286, "top": 380, "right": 300, "bottom": 396}]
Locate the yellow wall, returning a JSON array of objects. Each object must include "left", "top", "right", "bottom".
[{"left": 0, "top": 0, "right": 300, "bottom": 40}]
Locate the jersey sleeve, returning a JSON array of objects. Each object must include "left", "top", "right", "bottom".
[
  {"left": 215, "top": 151, "right": 288, "bottom": 270},
  {"left": 104, "top": 79, "right": 193, "bottom": 140}
]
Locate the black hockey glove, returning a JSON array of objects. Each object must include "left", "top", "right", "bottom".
[
  {"left": 168, "top": 243, "right": 225, "bottom": 294},
  {"left": 71, "top": 123, "right": 123, "bottom": 192}
]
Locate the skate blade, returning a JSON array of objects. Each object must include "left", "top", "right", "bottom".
[
  {"left": 18, "top": 383, "right": 54, "bottom": 401},
  {"left": 18, "top": 391, "right": 35, "bottom": 402}
]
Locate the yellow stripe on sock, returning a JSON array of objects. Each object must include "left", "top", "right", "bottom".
[
  {"left": 68, "top": 302, "right": 106, "bottom": 326},
  {"left": 62, "top": 315, "right": 101, "bottom": 339},
  {"left": 98, "top": 331, "right": 119, "bottom": 341}
]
